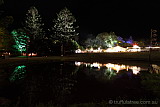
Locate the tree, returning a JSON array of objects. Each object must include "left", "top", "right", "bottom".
[
  {"left": 0, "top": 16, "right": 13, "bottom": 28},
  {"left": 24, "top": 6, "right": 45, "bottom": 54},
  {"left": 0, "top": 0, "right": 4, "bottom": 6},
  {"left": 51, "top": 7, "right": 78, "bottom": 56},
  {"left": 24, "top": 6, "right": 44, "bottom": 40},
  {"left": 11, "top": 29, "right": 29, "bottom": 54},
  {"left": 126, "top": 36, "right": 133, "bottom": 45},
  {"left": 84, "top": 38, "right": 98, "bottom": 49},
  {"left": 117, "top": 36, "right": 133, "bottom": 47},
  {"left": 96, "top": 32, "right": 118, "bottom": 48},
  {"left": 0, "top": 16, "right": 14, "bottom": 52},
  {"left": 65, "top": 39, "right": 80, "bottom": 53}
]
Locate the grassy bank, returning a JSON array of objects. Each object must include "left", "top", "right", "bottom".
[
  {"left": 0, "top": 52, "right": 160, "bottom": 68},
  {"left": 70, "top": 52, "right": 160, "bottom": 61}
]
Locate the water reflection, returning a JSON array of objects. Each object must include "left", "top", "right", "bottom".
[
  {"left": 150, "top": 64, "right": 160, "bottom": 74},
  {"left": 10, "top": 62, "right": 78, "bottom": 107},
  {"left": 3, "top": 62, "right": 160, "bottom": 107},
  {"left": 75, "top": 62, "right": 141, "bottom": 75},
  {"left": 9, "top": 65, "right": 26, "bottom": 82}
]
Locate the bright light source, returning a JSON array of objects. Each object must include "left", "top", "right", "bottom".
[
  {"left": 75, "top": 62, "right": 142, "bottom": 75},
  {"left": 132, "top": 45, "right": 140, "bottom": 49},
  {"left": 75, "top": 49, "right": 82, "bottom": 53},
  {"left": 105, "top": 46, "right": 126, "bottom": 52}
]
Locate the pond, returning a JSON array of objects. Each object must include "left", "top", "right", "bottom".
[{"left": 0, "top": 61, "right": 160, "bottom": 106}]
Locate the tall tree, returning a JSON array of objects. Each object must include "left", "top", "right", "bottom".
[
  {"left": 51, "top": 7, "right": 78, "bottom": 55},
  {"left": 24, "top": 6, "right": 44, "bottom": 40},
  {"left": 24, "top": 6, "right": 45, "bottom": 55}
]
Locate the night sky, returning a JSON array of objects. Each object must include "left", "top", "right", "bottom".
[{"left": 1, "top": 0, "right": 160, "bottom": 40}]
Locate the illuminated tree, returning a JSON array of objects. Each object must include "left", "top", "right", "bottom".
[
  {"left": 84, "top": 32, "right": 118, "bottom": 49},
  {"left": 117, "top": 36, "right": 132, "bottom": 47},
  {"left": 51, "top": 7, "right": 78, "bottom": 55},
  {"left": 11, "top": 29, "right": 29, "bottom": 54},
  {"left": 117, "top": 36, "right": 125, "bottom": 43},
  {"left": 117, "top": 36, "right": 134, "bottom": 47},
  {"left": 24, "top": 6, "right": 45, "bottom": 54},
  {"left": 24, "top": 6, "right": 44, "bottom": 39},
  {"left": 96, "top": 32, "right": 118, "bottom": 48}
]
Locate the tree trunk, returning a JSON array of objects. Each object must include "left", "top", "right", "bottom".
[{"left": 61, "top": 44, "right": 63, "bottom": 56}]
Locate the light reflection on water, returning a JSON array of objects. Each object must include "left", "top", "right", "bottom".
[
  {"left": 1, "top": 62, "right": 160, "bottom": 106},
  {"left": 9, "top": 65, "right": 26, "bottom": 82},
  {"left": 75, "top": 62, "right": 144, "bottom": 75}
]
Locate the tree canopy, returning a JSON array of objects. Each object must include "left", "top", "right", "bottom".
[
  {"left": 96, "top": 32, "right": 118, "bottom": 48},
  {"left": 84, "top": 32, "right": 118, "bottom": 49},
  {"left": 0, "top": 16, "right": 14, "bottom": 51},
  {"left": 11, "top": 29, "right": 29, "bottom": 53},
  {"left": 51, "top": 7, "right": 78, "bottom": 43}
]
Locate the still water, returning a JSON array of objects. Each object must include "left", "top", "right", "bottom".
[{"left": 0, "top": 61, "right": 160, "bottom": 106}]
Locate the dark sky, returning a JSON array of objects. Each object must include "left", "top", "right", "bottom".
[{"left": 1, "top": 0, "right": 160, "bottom": 40}]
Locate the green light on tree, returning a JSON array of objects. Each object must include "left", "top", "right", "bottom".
[
  {"left": 104, "top": 68, "right": 117, "bottom": 79},
  {"left": 9, "top": 65, "right": 26, "bottom": 82},
  {"left": 11, "top": 29, "right": 29, "bottom": 53}
]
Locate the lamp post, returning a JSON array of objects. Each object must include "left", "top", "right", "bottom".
[{"left": 149, "top": 29, "right": 157, "bottom": 63}]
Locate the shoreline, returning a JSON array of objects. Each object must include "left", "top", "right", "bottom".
[{"left": 0, "top": 52, "right": 160, "bottom": 68}]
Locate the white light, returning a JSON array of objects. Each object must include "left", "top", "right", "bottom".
[
  {"left": 129, "top": 66, "right": 141, "bottom": 74},
  {"left": 132, "top": 45, "right": 140, "bottom": 49},
  {"left": 75, "top": 62, "right": 142, "bottom": 75},
  {"left": 75, "top": 62, "right": 82, "bottom": 66},
  {"left": 75, "top": 49, "right": 81, "bottom": 53},
  {"left": 90, "top": 62, "right": 101, "bottom": 69},
  {"left": 127, "top": 45, "right": 141, "bottom": 52},
  {"left": 105, "top": 46, "right": 127, "bottom": 52}
]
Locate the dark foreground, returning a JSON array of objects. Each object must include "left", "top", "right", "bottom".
[{"left": 0, "top": 60, "right": 160, "bottom": 107}]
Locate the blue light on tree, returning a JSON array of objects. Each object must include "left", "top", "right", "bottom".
[{"left": 126, "top": 36, "right": 133, "bottom": 44}]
